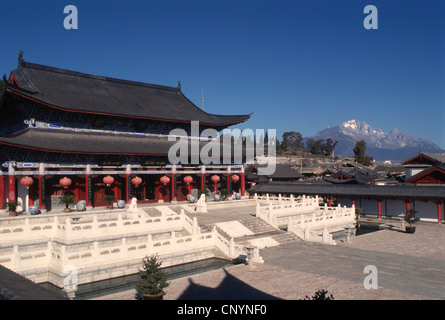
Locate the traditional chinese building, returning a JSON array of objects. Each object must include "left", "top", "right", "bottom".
[
  {"left": 0, "top": 56, "right": 252, "bottom": 212},
  {"left": 403, "top": 152, "right": 445, "bottom": 185}
]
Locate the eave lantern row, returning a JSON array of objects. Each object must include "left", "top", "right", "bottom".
[
  {"left": 59, "top": 177, "right": 72, "bottom": 189},
  {"left": 160, "top": 175, "right": 170, "bottom": 186},
  {"left": 20, "top": 176, "right": 34, "bottom": 189}
]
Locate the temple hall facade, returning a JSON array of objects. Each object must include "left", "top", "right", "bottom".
[{"left": 0, "top": 57, "right": 252, "bottom": 213}]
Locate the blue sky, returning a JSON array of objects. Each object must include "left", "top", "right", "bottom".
[{"left": 1, "top": 0, "right": 444, "bottom": 148}]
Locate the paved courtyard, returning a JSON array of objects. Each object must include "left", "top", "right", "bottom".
[{"left": 96, "top": 203, "right": 445, "bottom": 300}]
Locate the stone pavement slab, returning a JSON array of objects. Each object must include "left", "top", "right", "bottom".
[{"left": 93, "top": 205, "right": 445, "bottom": 300}]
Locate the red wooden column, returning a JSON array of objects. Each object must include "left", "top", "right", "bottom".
[
  {"left": 38, "top": 165, "right": 47, "bottom": 212},
  {"left": 0, "top": 174, "right": 5, "bottom": 210},
  {"left": 187, "top": 183, "right": 192, "bottom": 195},
  {"left": 240, "top": 167, "right": 245, "bottom": 196},
  {"left": 352, "top": 199, "right": 356, "bottom": 206},
  {"left": 73, "top": 182, "right": 80, "bottom": 203},
  {"left": 171, "top": 173, "right": 177, "bottom": 202},
  {"left": 113, "top": 184, "right": 119, "bottom": 202},
  {"left": 406, "top": 200, "right": 410, "bottom": 212},
  {"left": 170, "top": 165, "right": 177, "bottom": 203},
  {"left": 438, "top": 200, "right": 442, "bottom": 224},
  {"left": 200, "top": 165, "right": 206, "bottom": 191},
  {"left": 378, "top": 199, "right": 382, "bottom": 219},
  {"left": 85, "top": 165, "right": 92, "bottom": 208},
  {"left": 125, "top": 165, "right": 131, "bottom": 203}
]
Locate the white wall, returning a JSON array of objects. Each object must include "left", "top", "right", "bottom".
[
  {"left": 338, "top": 196, "right": 441, "bottom": 222},
  {"left": 414, "top": 200, "right": 439, "bottom": 222}
]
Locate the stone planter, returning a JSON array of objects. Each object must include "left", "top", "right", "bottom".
[
  {"left": 188, "top": 196, "right": 196, "bottom": 203},
  {"left": 29, "top": 205, "right": 40, "bottom": 215},
  {"left": 76, "top": 201, "right": 86, "bottom": 212},
  {"left": 405, "top": 226, "right": 416, "bottom": 234},
  {"left": 142, "top": 292, "right": 164, "bottom": 300}
]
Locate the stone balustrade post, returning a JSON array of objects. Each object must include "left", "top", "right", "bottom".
[
  {"left": 65, "top": 218, "right": 72, "bottom": 240},
  {"left": 92, "top": 241, "right": 99, "bottom": 265},
  {"left": 117, "top": 213, "right": 123, "bottom": 229},
  {"left": 147, "top": 234, "right": 153, "bottom": 250},
  {"left": 121, "top": 237, "right": 128, "bottom": 259},
  {"left": 92, "top": 215, "right": 99, "bottom": 234},
  {"left": 13, "top": 245, "right": 19, "bottom": 269},
  {"left": 24, "top": 218, "right": 31, "bottom": 239},
  {"left": 193, "top": 217, "right": 200, "bottom": 235}
]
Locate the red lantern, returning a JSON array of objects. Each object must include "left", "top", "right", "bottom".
[
  {"left": 160, "top": 175, "right": 170, "bottom": 186},
  {"left": 59, "top": 177, "right": 72, "bottom": 189},
  {"left": 211, "top": 175, "right": 220, "bottom": 184},
  {"left": 132, "top": 176, "right": 142, "bottom": 187},
  {"left": 20, "top": 176, "right": 33, "bottom": 189},
  {"left": 231, "top": 174, "right": 240, "bottom": 182},
  {"left": 183, "top": 176, "right": 193, "bottom": 185},
  {"left": 103, "top": 175, "right": 114, "bottom": 186}
]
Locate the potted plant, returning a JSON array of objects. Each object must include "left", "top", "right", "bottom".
[
  {"left": 404, "top": 209, "right": 418, "bottom": 234},
  {"left": 103, "top": 195, "right": 116, "bottom": 209},
  {"left": 219, "top": 188, "right": 231, "bottom": 200},
  {"left": 4, "top": 200, "right": 21, "bottom": 216},
  {"left": 135, "top": 254, "right": 170, "bottom": 300},
  {"left": 58, "top": 194, "right": 76, "bottom": 213},
  {"left": 355, "top": 207, "right": 363, "bottom": 219}
]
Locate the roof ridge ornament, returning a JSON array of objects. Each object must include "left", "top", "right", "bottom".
[
  {"left": 18, "top": 50, "right": 24, "bottom": 65},
  {"left": 177, "top": 81, "right": 181, "bottom": 91}
]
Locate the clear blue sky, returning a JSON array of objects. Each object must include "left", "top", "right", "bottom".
[{"left": 1, "top": 0, "right": 444, "bottom": 148}]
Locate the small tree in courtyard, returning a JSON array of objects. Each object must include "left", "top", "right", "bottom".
[{"left": 135, "top": 254, "right": 170, "bottom": 299}]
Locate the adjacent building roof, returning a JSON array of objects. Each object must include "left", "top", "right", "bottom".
[
  {"left": 0, "top": 127, "right": 254, "bottom": 159},
  {"left": 403, "top": 152, "right": 445, "bottom": 166},
  {"left": 405, "top": 164, "right": 445, "bottom": 185},
  {"left": 7, "top": 60, "right": 250, "bottom": 127},
  {"left": 248, "top": 164, "right": 304, "bottom": 180},
  {"left": 251, "top": 181, "right": 445, "bottom": 199},
  {"left": 324, "top": 167, "right": 380, "bottom": 184}
]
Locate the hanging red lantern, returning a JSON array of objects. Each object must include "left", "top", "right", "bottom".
[
  {"left": 211, "top": 175, "right": 220, "bottom": 184},
  {"left": 132, "top": 176, "right": 142, "bottom": 187},
  {"left": 231, "top": 174, "right": 240, "bottom": 182},
  {"left": 160, "top": 175, "right": 170, "bottom": 186},
  {"left": 59, "top": 177, "right": 72, "bottom": 189},
  {"left": 20, "top": 176, "right": 34, "bottom": 189},
  {"left": 103, "top": 175, "right": 114, "bottom": 186},
  {"left": 183, "top": 175, "right": 193, "bottom": 185}
]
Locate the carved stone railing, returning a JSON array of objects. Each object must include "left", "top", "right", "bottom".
[
  {"left": 0, "top": 208, "right": 244, "bottom": 288},
  {"left": 287, "top": 205, "right": 356, "bottom": 245},
  {"left": 254, "top": 193, "right": 356, "bottom": 245}
]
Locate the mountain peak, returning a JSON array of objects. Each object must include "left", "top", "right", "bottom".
[
  {"left": 309, "top": 120, "right": 443, "bottom": 162},
  {"left": 341, "top": 119, "right": 360, "bottom": 129}
]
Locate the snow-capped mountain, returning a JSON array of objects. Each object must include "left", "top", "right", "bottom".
[{"left": 308, "top": 119, "right": 444, "bottom": 162}]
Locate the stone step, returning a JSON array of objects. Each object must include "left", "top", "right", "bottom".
[{"left": 239, "top": 217, "right": 277, "bottom": 234}]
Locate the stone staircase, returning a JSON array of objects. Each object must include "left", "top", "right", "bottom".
[
  {"left": 197, "top": 216, "right": 299, "bottom": 249},
  {"left": 226, "top": 216, "right": 299, "bottom": 248}
]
